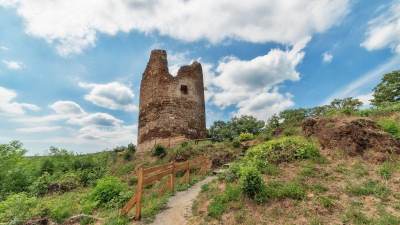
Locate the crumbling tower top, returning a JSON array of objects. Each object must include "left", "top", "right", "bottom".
[{"left": 137, "top": 49, "right": 207, "bottom": 151}]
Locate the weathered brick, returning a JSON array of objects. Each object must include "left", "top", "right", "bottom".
[{"left": 137, "top": 49, "right": 207, "bottom": 151}]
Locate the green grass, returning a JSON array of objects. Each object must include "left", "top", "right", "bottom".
[
  {"left": 377, "top": 118, "right": 400, "bottom": 139},
  {"left": 318, "top": 196, "right": 335, "bottom": 209},
  {"left": 346, "top": 180, "right": 390, "bottom": 198},
  {"left": 378, "top": 161, "right": 397, "bottom": 180}
]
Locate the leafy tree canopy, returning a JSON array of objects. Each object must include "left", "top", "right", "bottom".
[{"left": 372, "top": 70, "right": 400, "bottom": 106}]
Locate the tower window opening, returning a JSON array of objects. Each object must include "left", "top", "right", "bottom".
[{"left": 180, "top": 85, "right": 188, "bottom": 94}]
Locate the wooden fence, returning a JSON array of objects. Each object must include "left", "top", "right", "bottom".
[{"left": 121, "top": 155, "right": 212, "bottom": 220}]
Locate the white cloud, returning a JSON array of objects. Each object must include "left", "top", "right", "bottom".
[
  {"left": 322, "top": 52, "right": 333, "bottom": 63},
  {"left": 0, "top": 46, "right": 8, "bottom": 51},
  {"left": 50, "top": 100, "right": 85, "bottom": 115},
  {"left": 16, "top": 126, "right": 62, "bottom": 133},
  {"left": 0, "top": 0, "right": 349, "bottom": 55},
  {"left": 79, "top": 82, "right": 137, "bottom": 112},
  {"left": 2, "top": 60, "right": 24, "bottom": 70},
  {"left": 324, "top": 55, "right": 400, "bottom": 104},
  {"left": 207, "top": 38, "right": 308, "bottom": 120},
  {"left": 362, "top": 1, "right": 400, "bottom": 53},
  {"left": 0, "top": 86, "right": 40, "bottom": 115},
  {"left": 355, "top": 92, "right": 373, "bottom": 106}
]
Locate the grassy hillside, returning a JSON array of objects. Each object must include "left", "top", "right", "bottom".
[
  {"left": 0, "top": 140, "right": 241, "bottom": 224},
  {"left": 189, "top": 103, "right": 400, "bottom": 225}
]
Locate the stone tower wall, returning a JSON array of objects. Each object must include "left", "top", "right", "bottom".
[{"left": 137, "top": 49, "right": 207, "bottom": 151}]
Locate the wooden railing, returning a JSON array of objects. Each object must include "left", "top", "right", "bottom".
[{"left": 121, "top": 156, "right": 211, "bottom": 220}]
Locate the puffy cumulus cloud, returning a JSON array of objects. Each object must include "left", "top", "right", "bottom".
[
  {"left": 0, "top": 0, "right": 349, "bottom": 55},
  {"left": 0, "top": 86, "right": 40, "bottom": 115},
  {"left": 2, "top": 60, "right": 24, "bottom": 70},
  {"left": 50, "top": 100, "right": 85, "bottom": 115},
  {"left": 207, "top": 39, "right": 307, "bottom": 120},
  {"left": 79, "top": 82, "right": 137, "bottom": 112},
  {"left": 322, "top": 52, "right": 333, "bottom": 63},
  {"left": 362, "top": 2, "right": 400, "bottom": 53}
]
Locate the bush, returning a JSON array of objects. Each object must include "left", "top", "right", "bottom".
[
  {"left": 207, "top": 185, "right": 241, "bottom": 218},
  {"left": 239, "top": 166, "right": 265, "bottom": 199},
  {"left": 378, "top": 118, "right": 400, "bottom": 139},
  {"left": 245, "top": 136, "right": 320, "bottom": 164},
  {"left": 239, "top": 133, "right": 255, "bottom": 142},
  {"left": 232, "top": 139, "right": 241, "bottom": 148},
  {"left": 123, "top": 143, "right": 136, "bottom": 161},
  {"left": 152, "top": 145, "right": 167, "bottom": 158},
  {"left": 0, "top": 193, "right": 38, "bottom": 224},
  {"left": 88, "top": 176, "right": 128, "bottom": 207},
  {"left": 29, "top": 172, "right": 51, "bottom": 196}
]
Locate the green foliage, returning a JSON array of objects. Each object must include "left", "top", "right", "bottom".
[
  {"left": 0, "top": 193, "right": 38, "bottom": 224},
  {"left": 238, "top": 132, "right": 255, "bottom": 141},
  {"left": 371, "top": 70, "right": 400, "bottom": 106},
  {"left": 245, "top": 136, "right": 320, "bottom": 164},
  {"left": 377, "top": 118, "right": 400, "bottom": 139},
  {"left": 152, "top": 144, "right": 167, "bottom": 158},
  {"left": 104, "top": 215, "right": 129, "bottom": 225},
  {"left": 318, "top": 196, "right": 335, "bottom": 209},
  {"left": 208, "top": 115, "right": 264, "bottom": 141},
  {"left": 329, "top": 97, "right": 363, "bottom": 114},
  {"left": 232, "top": 139, "right": 241, "bottom": 148},
  {"left": 239, "top": 166, "right": 265, "bottom": 199},
  {"left": 123, "top": 143, "right": 136, "bottom": 161},
  {"left": 378, "top": 161, "right": 397, "bottom": 180},
  {"left": 267, "top": 181, "right": 305, "bottom": 200},
  {"left": 87, "top": 176, "right": 128, "bottom": 208},
  {"left": 29, "top": 172, "right": 51, "bottom": 196},
  {"left": 346, "top": 180, "right": 390, "bottom": 198},
  {"left": 208, "top": 185, "right": 241, "bottom": 218}
]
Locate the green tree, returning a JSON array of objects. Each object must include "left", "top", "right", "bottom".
[
  {"left": 279, "top": 108, "right": 308, "bottom": 127},
  {"left": 329, "top": 97, "right": 363, "bottom": 115},
  {"left": 371, "top": 70, "right": 400, "bottom": 106}
]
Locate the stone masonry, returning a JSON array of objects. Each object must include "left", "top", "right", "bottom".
[{"left": 137, "top": 49, "right": 207, "bottom": 151}]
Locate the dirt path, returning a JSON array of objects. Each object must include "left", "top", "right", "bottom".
[{"left": 149, "top": 176, "right": 216, "bottom": 225}]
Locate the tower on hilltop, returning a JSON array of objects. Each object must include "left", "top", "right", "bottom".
[{"left": 137, "top": 49, "right": 207, "bottom": 151}]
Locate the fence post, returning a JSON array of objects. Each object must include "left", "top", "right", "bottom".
[
  {"left": 169, "top": 161, "right": 175, "bottom": 192},
  {"left": 135, "top": 167, "right": 144, "bottom": 220}
]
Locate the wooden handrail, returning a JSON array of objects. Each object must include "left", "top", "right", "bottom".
[{"left": 121, "top": 155, "right": 211, "bottom": 220}]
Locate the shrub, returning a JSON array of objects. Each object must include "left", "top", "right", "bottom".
[
  {"left": 49, "top": 200, "right": 73, "bottom": 223},
  {"left": 208, "top": 198, "right": 226, "bottom": 218},
  {"left": 0, "top": 193, "right": 38, "bottom": 224},
  {"left": 245, "top": 136, "right": 320, "bottom": 164},
  {"left": 239, "top": 166, "right": 265, "bottom": 199},
  {"left": 123, "top": 143, "right": 136, "bottom": 161},
  {"left": 239, "top": 133, "right": 255, "bottom": 142},
  {"left": 378, "top": 118, "right": 400, "bottom": 139},
  {"left": 207, "top": 185, "right": 241, "bottom": 218},
  {"left": 29, "top": 172, "right": 52, "bottom": 196},
  {"left": 152, "top": 145, "right": 167, "bottom": 158},
  {"left": 88, "top": 176, "right": 128, "bottom": 207},
  {"left": 232, "top": 139, "right": 241, "bottom": 148}
]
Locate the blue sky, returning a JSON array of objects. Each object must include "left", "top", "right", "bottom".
[{"left": 1, "top": 0, "right": 400, "bottom": 155}]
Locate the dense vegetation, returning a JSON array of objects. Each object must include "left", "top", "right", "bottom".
[{"left": 1, "top": 70, "right": 399, "bottom": 224}]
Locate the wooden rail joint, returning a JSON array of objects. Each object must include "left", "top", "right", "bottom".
[{"left": 120, "top": 155, "right": 211, "bottom": 220}]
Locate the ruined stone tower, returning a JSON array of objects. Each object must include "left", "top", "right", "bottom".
[{"left": 137, "top": 50, "right": 207, "bottom": 151}]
